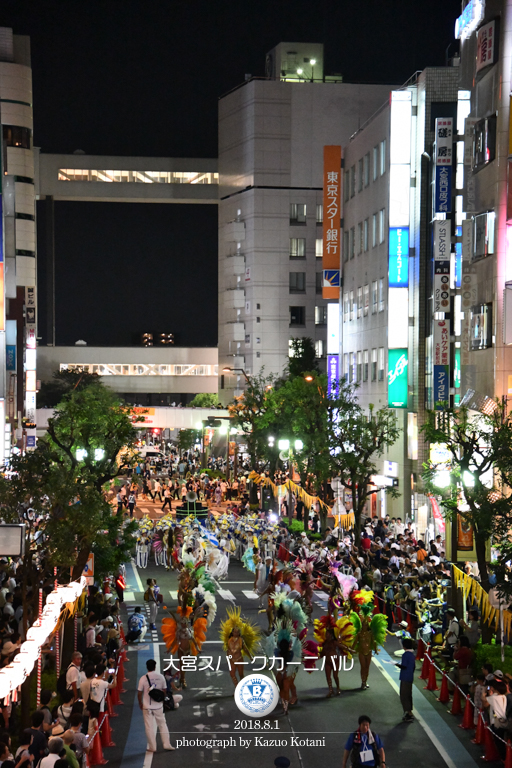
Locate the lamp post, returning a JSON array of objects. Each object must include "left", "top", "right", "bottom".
[
  {"left": 222, "top": 366, "right": 251, "bottom": 384},
  {"left": 275, "top": 438, "right": 303, "bottom": 522}
]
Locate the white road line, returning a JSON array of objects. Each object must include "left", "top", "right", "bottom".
[
  {"left": 218, "top": 589, "right": 236, "bottom": 601},
  {"left": 169, "top": 590, "right": 178, "bottom": 600},
  {"left": 242, "top": 591, "right": 260, "bottom": 600},
  {"left": 123, "top": 591, "right": 135, "bottom": 602},
  {"left": 130, "top": 559, "right": 144, "bottom": 592}
]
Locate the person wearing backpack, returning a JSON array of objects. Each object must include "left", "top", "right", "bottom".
[
  {"left": 483, "top": 679, "right": 508, "bottom": 759},
  {"left": 137, "top": 659, "right": 174, "bottom": 752},
  {"left": 64, "top": 652, "right": 83, "bottom": 701}
]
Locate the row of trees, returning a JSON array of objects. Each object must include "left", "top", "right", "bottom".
[
  {"left": 229, "top": 339, "right": 401, "bottom": 541},
  {"left": 0, "top": 373, "right": 141, "bottom": 635}
]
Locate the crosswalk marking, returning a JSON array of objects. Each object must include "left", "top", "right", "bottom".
[
  {"left": 242, "top": 590, "right": 260, "bottom": 600},
  {"left": 123, "top": 591, "right": 135, "bottom": 602},
  {"left": 169, "top": 590, "right": 178, "bottom": 600},
  {"left": 218, "top": 589, "right": 235, "bottom": 601}
]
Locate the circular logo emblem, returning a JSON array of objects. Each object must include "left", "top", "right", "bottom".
[{"left": 235, "top": 674, "right": 279, "bottom": 717}]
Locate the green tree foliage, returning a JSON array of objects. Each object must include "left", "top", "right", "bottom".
[
  {"left": 286, "top": 338, "right": 320, "bottom": 378},
  {"left": 37, "top": 368, "right": 100, "bottom": 408},
  {"left": 326, "top": 379, "right": 401, "bottom": 544},
  {"left": 422, "top": 402, "right": 512, "bottom": 597},
  {"left": 0, "top": 381, "right": 140, "bottom": 613},
  {"left": 189, "top": 393, "right": 221, "bottom": 408},
  {"left": 228, "top": 371, "right": 280, "bottom": 469},
  {"left": 178, "top": 428, "right": 199, "bottom": 453}
]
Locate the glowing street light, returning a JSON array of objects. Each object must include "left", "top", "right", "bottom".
[
  {"left": 434, "top": 470, "right": 451, "bottom": 488},
  {"left": 278, "top": 439, "right": 290, "bottom": 451},
  {"left": 294, "top": 439, "right": 303, "bottom": 450},
  {"left": 462, "top": 471, "right": 475, "bottom": 487}
]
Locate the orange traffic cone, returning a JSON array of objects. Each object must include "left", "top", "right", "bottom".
[
  {"left": 425, "top": 661, "right": 439, "bottom": 691},
  {"left": 100, "top": 713, "right": 115, "bottom": 748},
  {"left": 504, "top": 739, "right": 512, "bottom": 768},
  {"left": 437, "top": 672, "right": 450, "bottom": 703},
  {"left": 482, "top": 726, "right": 501, "bottom": 762},
  {"left": 406, "top": 610, "right": 414, "bottom": 634},
  {"left": 472, "top": 711, "right": 485, "bottom": 744},
  {"left": 450, "top": 685, "right": 462, "bottom": 716},
  {"left": 89, "top": 730, "right": 107, "bottom": 766},
  {"left": 110, "top": 681, "right": 123, "bottom": 706},
  {"left": 416, "top": 638, "right": 425, "bottom": 661},
  {"left": 459, "top": 697, "right": 474, "bottom": 730},
  {"left": 419, "top": 652, "right": 431, "bottom": 680},
  {"left": 107, "top": 690, "right": 118, "bottom": 717}
]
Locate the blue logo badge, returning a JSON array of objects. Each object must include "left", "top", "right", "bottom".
[{"left": 235, "top": 674, "right": 279, "bottom": 717}]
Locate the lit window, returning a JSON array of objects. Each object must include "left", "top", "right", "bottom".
[
  {"left": 371, "top": 348, "right": 377, "bottom": 381},
  {"left": 290, "top": 238, "right": 306, "bottom": 258},
  {"left": 363, "top": 284, "right": 369, "bottom": 316},
  {"left": 315, "top": 306, "right": 327, "bottom": 325},
  {"left": 357, "top": 351, "right": 362, "bottom": 381},
  {"left": 379, "top": 278, "right": 385, "bottom": 311},
  {"left": 290, "top": 203, "right": 307, "bottom": 223},
  {"left": 315, "top": 339, "right": 325, "bottom": 358},
  {"left": 380, "top": 139, "right": 386, "bottom": 175},
  {"left": 315, "top": 238, "right": 323, "bottom": 258},
  {"left": 379, "top": 209, "right": 386, "bottom": 244},
  {"left": 363, "top": 350, "right": 369, "bottom": 381},
  {"left": 316, "top": 204, "right": 323, "bottom": 224},
  {"left": 373, "top": 146, "right": 379, "bottom": 181},
  {"left": 372, "top": 281, "right": 378, "bottom": 313},
  {"left": 378, "top": 347, "right": 385, "bottom": 381},
  {"left": 357, "top": 287, "right": 363, "bottom": 319}
]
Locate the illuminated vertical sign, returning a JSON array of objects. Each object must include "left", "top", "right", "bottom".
[
  {"left": 388, "top": 227, "right": 409, "bottom": 287},
  {"left": 322, "top": 145, "right": 341, "bottom": 299},
  {"left": 327, "top": 302, "right": 340, "bottom": 354},
  {"left": 327, "top": 354, "right": 339, "bottom": 397},
  {"left": 388, "top": 349, "right": 408, "bottom": 409},
  {"left": 434, "top": 118, "right": 453, "bottom": 213}
]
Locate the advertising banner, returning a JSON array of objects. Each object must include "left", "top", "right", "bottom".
[
  {"left": 433, "top": 263, "right": 450, "bottom": 313},
  {"left": 388, "top": 348, "right": 408, "bottom": 408},
  {"left": 434, "top": 166, "right": 452, "bottom": 213},
  {"left": 433, "top": 219, "right": 450, "bottom": 261},
  {"left": 388, "top": 226, "right": 409, "bottom": 287},
  {"left": 428, "top": 494, "right": 446, "bottom": 535},
  {"left": 476, "top": 20, "right": 496, "bottom": 72},
  {"left": 327, "top": 354, "right": 339, "bottom": 397},
  {"left": 323, "top": 145, "right": 341, "bottom": 299},
  {"left": 433, "top": 365, "right": 450, "bottom": 408},
  {"left": 434, "top": 118, "right": 453, "bottom": 166},
  {"left": 433, "top": 319, "right": 449, "bottom": 366}
]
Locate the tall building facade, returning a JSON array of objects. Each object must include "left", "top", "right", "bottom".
[
  {"left": 218, "top": 43, "right": 393, "bottom": 400},
  {"left": 0, "top": 27, "right": 37, "bottom": 457},
  {"left": 340, "top": 67, "right": 460, "bottom": 523}
]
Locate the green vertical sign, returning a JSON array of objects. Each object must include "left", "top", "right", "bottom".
[{"left": 388, "top": 348, "right": 408, "bottom": 408}]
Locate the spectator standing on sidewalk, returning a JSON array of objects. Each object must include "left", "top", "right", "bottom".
[{"left": 137, "top": 659, "right": 175, "bottom": 753}]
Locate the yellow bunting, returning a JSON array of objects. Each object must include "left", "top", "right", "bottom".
[{"left": 452, "top": 563, "right": 512, "bottom": 632}]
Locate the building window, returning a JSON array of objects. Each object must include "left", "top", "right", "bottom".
[
  {"left": 290, "top": 238, "right": 306, "bottom": 258},
  {"left": 364, "top": 152, "right": 370, "bottom": 187},
  {"left": 289, "top": 272, "right": 306, "bottom": 293},
  {"left": 350, "top": 290, "right": 355, "bottom": 321},
  {"left": 256, "top": 316, "right": 261, "bottom": 323},
  {"left": 357, "top": 351, "right": 362, "bottom": 382},
  {"left": 358, "top": 158, "right": 364, "bottom": 192},
  {"left": 363, "top": 284, "right": 369, "bottom": 317},
  {"left": 316, "top": 204, "right": 323, "bottom": 224},
  {"left": 472, "top": 211, "right": 496, "bottom": 261},
  {"left": 350, "top": 165, "right": 356, "bottom": 198},
  {"left": 378, "top": 347, "right": 385, "bottom": 381},
  {"left": 371, "top": 348, "right": 377, "bottom": 381},
  {"left": 363, "top": 219, "right": 369, "bottom": 252},
  {"left": 15, "top": 212, "right": 35, "bottom": 221},
  {"left": 315, "top": 272, "right": 322, "bottom": 294},
  {"left": 373, "top": 146, "right": 379, "bottom": 181},
  {"left": 290, "top": 203, "right": 307, "bottom": 224},
  {"left": 363, "top": 350, "right": 369, "bottom": 382},
  {"left": 343, "top": 231, "right": 349, "bottom": 263},
  {"left": 350, "top": 352, "right": 356, "bottom": 383},
  {"left": 3, "top": 125, "right": 31, "bottom": 149},
  {"left": 315, "top": 306, "right": 327, "bottom": 325},
  {"left": 256, "top": 303, "right": 260, "bottom": 309},
  {"left": 379, "top": 208, "right": 386, "bottom": 244},
  {"left": 344, "top": 353, "right": 349, "bottom": 379},
  {"left": 290, "top": 306, "right": 306, "bottom": 325},
  {"left": 372, "top": 214, "right": 377, "bottom": 247},
  {"left": 379, "top": 278, "right": 385, "bottom": 311},
  {"left": 357, "top": 222, "right": 363, "bottom": 255},
  {"left": 343, "top": 292, "right": 350, "bottom": 322},
  {"left": 357, "top": 287, "right": 363, "bottom": 318},
  {"left": 380, "top": 139, "right": 386, "bottom": 175},
  {"left": 256, "top": 352, "right": 261, "bottom": 358},
  {"left": 344, "top": 171, "right": 350, "bottom": 202},
  {"left": 315, "top": 339, "right": 325, "bottom": 358},
  {"left": 372, "top": 281, "right": 378, "bottom": 313},
  {"left": 315, "top": 238, "right": 323, "bottom": 258},
  {"left": 349, "top": 227, "right": 355, "bottom": 260}
]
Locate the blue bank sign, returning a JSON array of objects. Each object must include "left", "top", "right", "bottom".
[{"left": 388, "top": 227, "right": 409, "bottom": 287}]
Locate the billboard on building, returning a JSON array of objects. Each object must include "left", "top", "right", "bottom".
[
  {"left": 388, "top": 348, "right": 408, "bottom": 409},
  {"left": 388, "top": 227, "right": 409, "bottom": 287},
  {"left": 322, "top": 145, "right": 341, "bottom": 299}
]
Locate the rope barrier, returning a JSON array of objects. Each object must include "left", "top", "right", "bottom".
[{"left": 422, "top": 647, "right": 510, "bottom": 750}]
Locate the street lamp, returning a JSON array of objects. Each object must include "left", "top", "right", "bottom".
[
  {"left": 222, "top": 366, "right": 250, "bottom": 384},
  {"left": 433, "top": 470, "right": 451, "bottom": 488}
]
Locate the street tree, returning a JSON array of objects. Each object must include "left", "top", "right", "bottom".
[
  {"left": 37, "top": 368, "right": 100, "bottom": 407},
  {"left": 286, "top": 337, "right": 320, "bottom": 378},
  {"left": 189, "top": 393, "right": 221, "bottom": 408},
  {"left": 422, "top": 402, "right": 512, "bottom": 598},
  {"left": 326, "top": 379, "right": 401, "bottom": 544}
]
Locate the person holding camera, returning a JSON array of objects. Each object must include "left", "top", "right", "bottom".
[{"left": 137, "top": 659, "right": 175, "bottom": 753}]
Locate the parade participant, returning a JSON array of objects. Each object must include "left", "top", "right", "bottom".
[
  {"left": 254, "top": 556, "right": 272, "bottom": 609},
  {"left": 220, "top": 606, "right": 260, "bottom": 687},
  {"left": 351, "top": 604, "right": 387, "bottom": 690},
  {"left": 161, "top": 607, "right": 207, "bottom": 688},
  {"left": 342, "top": 715, "right": 385, "bottom": 768},
  {"left": 314, "top": 614, "right": 355, "bottom": 697},
  {"left": 394, "top": 637, "right": 416, "bottom": 721},
  {"left": 144, "top": 578, "right": 160, "bottom": 631}
]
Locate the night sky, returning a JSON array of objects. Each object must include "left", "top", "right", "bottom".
[{"left": 2, "top": 0, "right": 462, "bottom": 347}]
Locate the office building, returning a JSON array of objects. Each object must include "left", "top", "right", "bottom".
[
  {"left": 218, "top": 43, "right": 394, "bottom": 400},
  {"left": 0, "top": 27, "right": 37, "bottom": 457},
  {"left": 341, "top": 67, "right": 459, "bottom": 522}
]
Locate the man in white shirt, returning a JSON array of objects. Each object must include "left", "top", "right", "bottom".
[
  {"left": 90, "top": 665, "right": 116, "bottom": 714},
  {"left": 137, "top": 659, "right": 174, "bottom": 752},
  {"left": 66, "top": 652, "right": 83, "bottom": 700}
]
